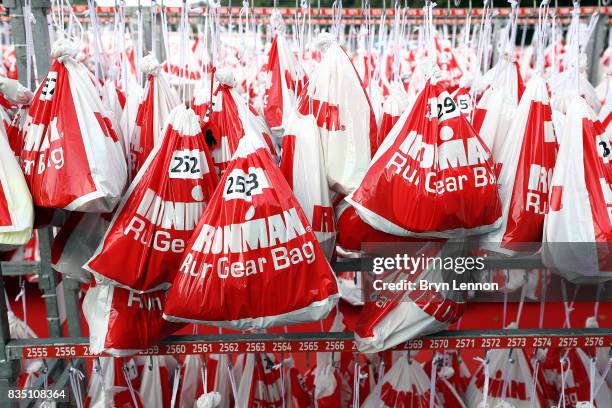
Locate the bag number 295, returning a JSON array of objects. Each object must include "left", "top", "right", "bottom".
[{"left": 431, "top": 95, "right": 460, "bottom": 122}]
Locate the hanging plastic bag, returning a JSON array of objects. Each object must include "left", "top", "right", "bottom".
[
  {"left": 472, "top": 56, "right": 525, "bottom": 160},
  {"left": 193, "top": 69, "right": 275, "bottom": 176},
  {"left": 85, "top": 357, "right": 144, "bottom": 408},
  {"left": 298, "top": 33, "right": 378, "bottom": 194},
  {"left": 480, "top": 74, "right": 558, "bottom": 254},
  {"left": 347, "top": 76, "right": 502, "bottom": 238},
  {"left": 137, "top": 356, "right": 175, "bottom": 408},
  {"left": 177, "top": 355, "right": 203, "bottom": 408},
  {"left": 354, "top": 242, "right": 466, "bottom": 352},
  {"left": 554, "top": 348, "right": 611, "bottom": 408},
  {"left": 205, "top": 354, "right": 232, "bottom": 408},
  {"left": 542, "top": 96, "right": 612, "bottom": 283},
  {"left": 465, "top": 348, "right": 545, "bottom": 408},
  {"left": 287, "top": 361, "right": 312, "bottom": 407},
  {"left": 379, "top": 83, "right": 412, "bottom": 144},
  {"left": 313, "top": 351, "right": 342, "bottom": 407},
  {"left": 163, "top": 135, "right": 339, "bottom": 330},
  {"left": 362, "top": 353, "right": 437, "bottom": 407},
  {"left": 86, "top": 104, "right": 218, "bottom": 292},
  {"left": 279, "top": 112, "right": 336, "bottom": 259},
  {"left": 21, "top": 39, "right": 127, "bottom": 212},
  {"left": 262, "top": 23, "right": 307, "bottom": 135},
  {"left": 0, "top": 127, "right": 33, "bottom": 247},
  {"left": 235, "top": 354, "right": 284, "bottom": 407},
  {"left": 83, "top": 283, "right": 182, "bottom": 356},
  {"left": 129, "top": 54, "right": 180, "bottom": 179},
  {"left": 51, "top": 212, "right": 112, "bottom": 283}
]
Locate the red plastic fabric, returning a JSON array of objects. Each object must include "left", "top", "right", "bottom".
[
  {"left": 86, "top": 105, "right": 218, "bottom": 292},
  {"left": 347, "top": 78, "right": 501, "bottom": 238},
  {"left": 163, "top": 135, "right": 339, "bottom": 330}
]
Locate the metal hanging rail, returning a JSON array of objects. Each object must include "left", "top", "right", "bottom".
[{"left": 4, "top": 328, "right": 611, "bottom": 360}]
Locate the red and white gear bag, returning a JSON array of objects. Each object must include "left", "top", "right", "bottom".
[
  {"left": 543, "top": 96, "right": 612, "bottom": 283},
  {"left": 556, "top": 348, "right": 611, "bottom": 408},
  {"left": 297, "top": 33, "right": 378, "bottom": 195},
  {"left": 313, "top": 351, "right": 342, "bottom": 407},
  {"left": 86, "top": 105, "right": 218, "bottom": 292},
  {"left": 288, "top": 365, "right": 312, "bottom": 407},
  {"left": 472, "top": 57, "right": 524, "bottom": 161},
  {"left": 0, "top": 127, "right": 33, "bottom": 247},
  {"left": 480, "top": 74, "right": 558, "bottom": 254},
  {"left": 163, "top": 135, "right": 339, "bottom": 330},
  {"left": 354, "top": 242, "right": 465, "bottom": 353},
  {"left": 83, "top": 283, "right": 182, "bottom": 356},
  {"left": 262, "top": 31, "right": 307, "bottom": 133},
  {"left": 177, "top": 355, "right": 203, "bottom": 408},
  {"left": 85, "top": 357, "right": 144, "bottom": 408},
  {"left": 51, "top": 212, "right": 112, "bottom": 283},
  {"left": 137, "top": 356, "right": 175, "bottom": 408},
  {"left": 205, "top": 354, "right": 232, "bottom": 408},
  {"left": 21, "top": 39, "right": 127, "bottom": 212},
  {"left": 347, "top": 77, "right": 502, "bottom": 238},
  {"left": 466, "top": 349, "right": 545, "bottom": 408},
  {"left": 236, "top": 354, "right": 284, "bottom": 407},
  {"left": 362, "top": 353, "right": 438, "bottom": 407},
  {"left": 279, "top": 113, "right": 336, "bottom": 259},
  {"left": 129, "top": 54, "right": 180, "bottom": 179},
  {"left": 193, "top": 69, "right": 275, "bottom": 176}
]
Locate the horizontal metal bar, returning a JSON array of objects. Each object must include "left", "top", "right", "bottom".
[
  {"left": 6, "top": 329, "right": 610, "bottom": 359},
  {"left": 0, "top": 262, "right": 40, "bottom": 277}
]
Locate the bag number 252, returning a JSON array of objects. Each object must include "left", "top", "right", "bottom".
[{"left": 169, "top": 150, "right": 209, "bottom": 179}]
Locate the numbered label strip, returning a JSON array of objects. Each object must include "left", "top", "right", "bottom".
[{"left": 20, "top": 335, "right": 612, "bottom": 359}]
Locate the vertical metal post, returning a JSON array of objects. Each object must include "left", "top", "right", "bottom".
[
  {"left": 37, "top": 228, "right": 62, "bottom": 339},
  {"left": 0, "top": 264, "right": 20, "bottom": 408},
  {"left": 5, "top": 0, "right": 51, "bottom": 88},
  {"left": 587, "top": 11, "right": 608, "bottom": 85}
]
